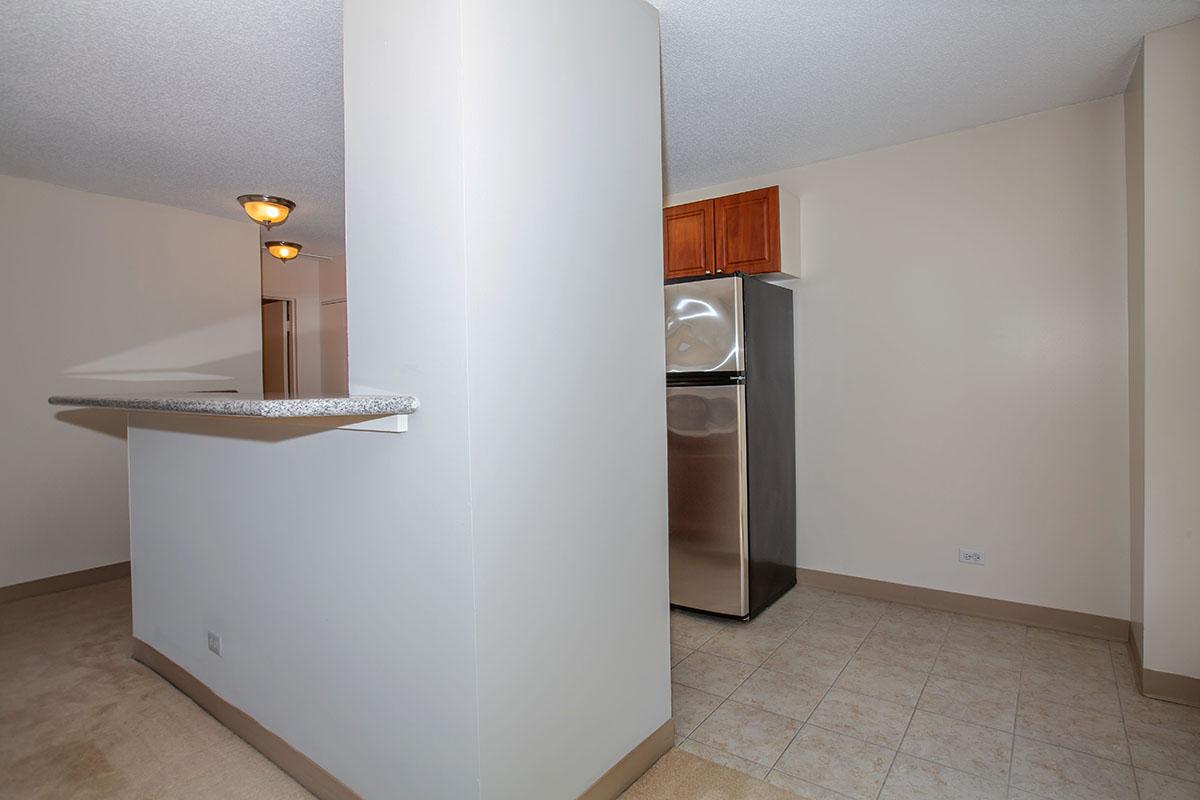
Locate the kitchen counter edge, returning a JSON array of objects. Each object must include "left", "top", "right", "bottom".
[{"left": 47, "top": 394, "right": 420, "bottom": 419}]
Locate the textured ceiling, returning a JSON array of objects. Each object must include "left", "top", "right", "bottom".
[
  {"left": 651, "top": 0, "right": 1199, "bottom": 193},
  {"left": 0, "top": 0, "right": 345, "bottom": 255},
  {"left": 1, "top": 1, "right": 1197, "bottom": 254}
]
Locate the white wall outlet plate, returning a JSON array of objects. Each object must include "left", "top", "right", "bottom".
[
  {"left": 207, "top": 631, "right": 222, "bottom": 656},
  {"left": 959, "top": 548, "right": 985, "bottom": 566}
]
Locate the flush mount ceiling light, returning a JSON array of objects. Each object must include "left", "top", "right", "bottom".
[
  {"left": 237, "top": 194, "right": 295, "bottom": 229},
  {"left": 265, "top": 241, "right": 302, "bottom": 263}
]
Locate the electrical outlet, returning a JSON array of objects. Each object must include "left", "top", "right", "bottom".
[
  {"left": 207, "top": 631, "right": 222, "bottom": 656},
  {"left": 959, "top": 548, "right": 985, "bottom": 566}
]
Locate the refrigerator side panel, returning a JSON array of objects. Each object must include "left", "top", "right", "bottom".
[
  {"left": 742, "top": 277, "right": 797, "bottom": 616},
  {"left": 666, "top": 384, "right": 749, "bottom": 616},
  {"left": 664, "top": 277, "right": 744, "bottom": 374}
]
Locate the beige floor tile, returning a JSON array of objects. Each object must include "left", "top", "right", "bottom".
[
  {"left": 1006, "top": 788, "right": 1047, "bottom": 799},
  {"left": 775, "top": 724, "right": 896, "bottom": 800},
  {"left": 765, "top": 769, "right": 852, "bottom": 799},
  {"left": 765, "top": 586, "right": 832, "bottom": 615},
  {"left": 691, "top": 700, "right": 803, "bottom": 767},
  {"left": 951, "top": 615, "right": 1027, "bottom": 646},
  {"left": 787, "top": 618, "right": 869, "bottom": 658},
  {"left": 1020, "top": 667, "right": 1121, "bottom": 716},
  {"left": 808, "top": 688, "right": 914, "bottom": 749},
  {"left": 872, "top": 616, "right": 950, "bottom": 645},
  {"left": 883, "top": 603, "right": 955, "bottom": 626},
  {"left": 762, "top": 640, "right": 852, "bottom": 685},
  {"left": 825, "top": 592, "right": 889, "bottom": 612},
  {"left": 1126, "top": 720, "right": 1200, "bottom": 784},
  {"left": 1109, "top": 641, "right": 1139, "bottom": 691},
  {"left": 856, "top": 629, "right": 942, "bottom": 672},
  {"left": 1025, "top": 628, "right": 1110, "bottom": 656},
  {"left": 671, "top": 681, "right": 725, "bottom": 737},
  {"left": 899, "top": 710, "right": 1013, "bottom": 782},
  {"left": 755, "top": 604, "right": 818, "bottom": 630},
  {"left": 679, "top": 738, "right": 771, "bottom": 780},
  {"left": 1136, "top": 769, "right": 1200, "bottom": 800},
  {"left": 1010, "top": 735, "right": 1138, "bottom": 800},
  {"left": 670, "top": 643, "right": 693, "bottom": 667},
  {"left": 932, "top": 646, "right": 1022, "bottom": 691},
  {"left": 879, "top": 753, "right": 1007, "bottom": 800},
  {"left": 1121, "top": 690, "right": 1200, "bottom": 736},
  {"left": 807, "top": 601, "right": 885, "bottom": 633},
  {"left": 671, "top": 651, "right": 756, "bottom": 698},
  {"left": 877, "top": 604, "right": 952, "bottom": 643},
  {"left": 701, "top": 621, "right": 795, "bottom": 666},
  {"left": 789, "top": 585, "right": 836, "bottom": 605},
  {"left": 731, "top": 667, "right": 829, "bottom": 722},
  {"left": 833, "top": 656, "right": 928, "bottom": 707},
  {"left": 1024, "top": 634, "right": 1114, "bottom": 683},
  {"left": 1015, "top": 696, "right": 1130, "bottom": 763},
  {"left": 670, "top": 610, "right": 728, "bottom": 649},
  {"left": 943, "top": 626, "right": 1026, "bottom": 664},
  {"left": 917, "top": 674, "right": 1018, "bottom": 732}
]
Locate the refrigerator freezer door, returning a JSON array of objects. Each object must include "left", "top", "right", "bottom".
[
  {"left": 666, "top": 383, "right": 749, "bottom": 616},
  {"left": 664, "top": 277, "right": 744, "bottom": 374}
]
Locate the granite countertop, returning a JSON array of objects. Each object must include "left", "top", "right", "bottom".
[{"left": 48, "top": 392, "right": 419, "bottom": 419}]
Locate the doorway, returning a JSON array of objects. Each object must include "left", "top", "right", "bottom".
[{"left": 261, "top": 297, "right": 297, "bottom": 397}]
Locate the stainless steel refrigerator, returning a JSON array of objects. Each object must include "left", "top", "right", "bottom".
[{"left": 665, "top": 274, "right": 796, "bottom": 619}]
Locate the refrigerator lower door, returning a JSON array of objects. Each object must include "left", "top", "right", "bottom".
[{"left": 666, "top": 383, "right": 749, "bottom": 617}]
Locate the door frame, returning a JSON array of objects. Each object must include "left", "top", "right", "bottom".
[{"left": 261, "top": 295, "right": 298, "bottom": 397}]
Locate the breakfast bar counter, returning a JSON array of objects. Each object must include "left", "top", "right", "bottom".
[{"left": 49, "top": 392, "right": 419, "bottom": 432}]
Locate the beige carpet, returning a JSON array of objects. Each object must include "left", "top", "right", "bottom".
[
  {"left": 0, "top": 579, "right": 311, "bottom": 799},
  {"left": 620, "top": 750, "right": 802, "bottom": 800},
  {"left": 0, "top": 579, "right": 793, "bottom": 799}
]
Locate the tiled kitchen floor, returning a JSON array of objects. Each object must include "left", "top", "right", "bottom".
[{"left": 669, "top": 585, "right": 1200, "bottom": 800}]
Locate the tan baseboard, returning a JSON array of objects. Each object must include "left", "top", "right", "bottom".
[
  {"left": 797, "top": 567, "right": 1129, "bottom": 641},
  {"left": 1127, "top": 629, "right": 1200, "bottom": 708},
  {"left": 578, "top": 718, "right": 674, "bottom": 800},
  {"left": 1143, "top": 668, "right": 1200, "bottom": 709},
  {"left": 0, "top": 561, "right": 130, "bottom": 605},
  {"left": 131, "top": 639, "right": 361, "bottom": 800},
  {"left": 1129, "top": 628, "right": 1145, "bottom": 692}
]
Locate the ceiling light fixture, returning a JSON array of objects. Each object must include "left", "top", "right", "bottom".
[
  {"left": 237, "top": 194, "right": 295, "bottom": 229},
  {"left": 265, "top": 241, "right": 302, "bottom": 263}
]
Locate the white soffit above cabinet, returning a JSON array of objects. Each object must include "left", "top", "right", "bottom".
[
  {"left": 649, "top": 0, "right": 1199, "bottom": 193},
  {"left": 1, "top": 0, "right": 1197, "bottom": 250}
]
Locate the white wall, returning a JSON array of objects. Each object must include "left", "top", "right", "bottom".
[
  {"left": 344, "top": 1, "right": 482, "bottom": 795},
  {"left": 459, "top": 2, "right": 669, "bottom": 797},
  {"left": 1136, "top": 19, "right": 1200, "bottom": 679},
  {"left": 128, "top": 415, "right": 478, "bottom": 799},
  {"left": 135, "top": 4, "right": 490, "bottom": 799},
  {"left": 260, "top": 251, "right": 323, "bottom": 397},
  {"left": 0, "top": 174, "right": 261, "bottom": 588},
  {"left": 669, "top": 97, "right": 1131, "bottom": 619}
]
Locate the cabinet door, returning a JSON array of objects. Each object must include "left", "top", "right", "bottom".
[
  {"left": 663, "top": 199, "right": 715, "bottom": 279},
  {"left": 714, "top": 187, "right": 780, "bottom": 275}
]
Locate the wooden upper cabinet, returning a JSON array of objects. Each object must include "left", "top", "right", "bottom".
[
  {"left": 663, "top": 185, "right": 798, "bottom": 280},
  {"left": 663, "top": 199, "right": 715, "bottom": 279},
  {"left": 713, "top": 186, "right": 780, "bottom": 275}
]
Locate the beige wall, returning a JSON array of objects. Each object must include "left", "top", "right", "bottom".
[
  {"left": 1125, "top": 52, "right": 1146, "bottom": 657},
  {"left": 0, "top": 174, "right": 261, "bottom": 587},
  {"left": 1135, "top": 19, "right": 1200, "bottom": 679},
  {"left": 669, "top": 96, "right": 1131, "bottom": 619},
  {"left": 260, "top": 252, "right": 323, "bottom": 397}
]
